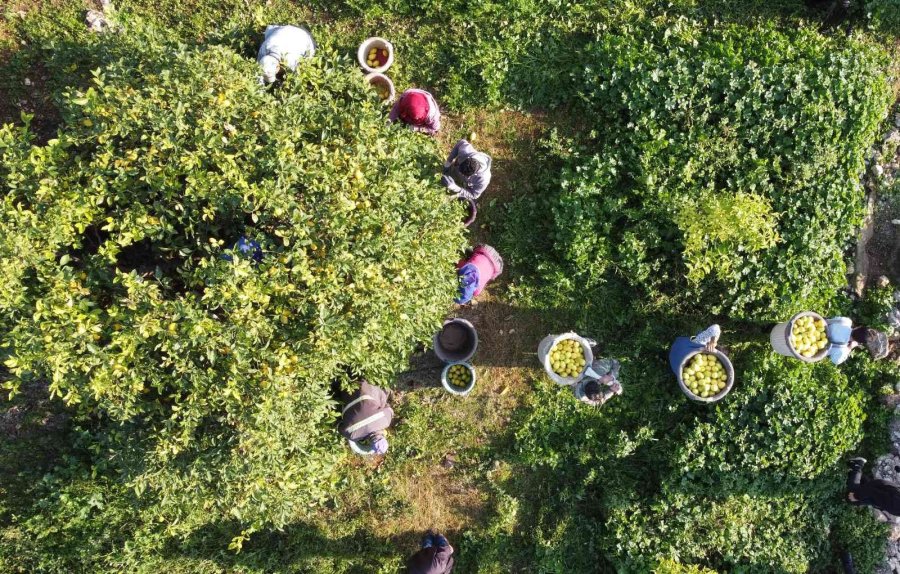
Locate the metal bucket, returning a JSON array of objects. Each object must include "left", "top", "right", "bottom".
[
  {"left": 441, "top": 361, "right": 476, "bottom": 396},
  {"left": 670, "top": 336, "right": 735, "bottom": 404}
]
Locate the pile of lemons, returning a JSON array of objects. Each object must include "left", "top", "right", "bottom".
[
  {"left": 366, "top": 47, "right": 388, "bottom": 68},
  {"left": 682, "top": 353, "right": 728, "bottom": 398},
  {"left": 447, "top": 364, "right": 472, "bottom": 388},
  {"left": 549, "top": 339, "right": 586, "bottom": 378},
  {"left": 790, "top": 316, "right": 828, "bottom": 358}
]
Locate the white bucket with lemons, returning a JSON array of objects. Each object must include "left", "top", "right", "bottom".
[
  {"left": 537, "top": 332, "right": 596, "bottom": 386},
  {"left": 770, "top": 311, "right": 829, "bottom": 362}
]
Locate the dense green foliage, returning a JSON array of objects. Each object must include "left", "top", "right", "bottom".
[
  {"left": 500, "top": 19, "right": 892, "bottom": 320},
  {"left": 0, "top": 17, "right": 462, "bottom": 539}
]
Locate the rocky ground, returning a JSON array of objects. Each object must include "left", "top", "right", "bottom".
[{"left": 862, "top": 106, "right": 900, "bottom": 574}]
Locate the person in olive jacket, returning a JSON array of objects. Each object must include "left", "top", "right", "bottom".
[
  {"left": 407, "top": 530, "right": 454, "bottom": 574},
  {"left": 337, "top": 380, "right": 393, "bottom": 455}
]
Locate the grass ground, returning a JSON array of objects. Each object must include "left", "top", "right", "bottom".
[{"left": 2, "top": 0, "right": 900, "bottom": 572}]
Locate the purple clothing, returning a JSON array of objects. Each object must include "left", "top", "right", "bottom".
[
  {"left": 389, "top": 89, "right": 441, "bottom": 135},
  {"left": 457, "top": 245, "right": 502, "bottom": 299},
  {"left": 455, "top": 263, "right": 479, "bottom": 304},
  {"left": 442, "top": 139, "right": 492, "bottom": 201},
  {"left": 407, "top": 544, "right": 455, "bottom": 574}
]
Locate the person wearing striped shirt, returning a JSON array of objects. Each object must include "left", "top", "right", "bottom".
[{"left": 338, "top": 380, "right": 393, "bottom": 454}]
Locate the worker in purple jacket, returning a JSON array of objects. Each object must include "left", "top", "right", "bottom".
[
  {"left": 338, "top": 380, "right": 392, "bottom": 455},
  {"left": 847, "top": 457, "right": 900, "bottom": 517},
  {"left": 389, "top": 89, "right": 441, "bottom": 136},
  {"left": 407, "top": 530, "right": 455, "bottom": 574},
  {"left": 441, "top": 139, "right": 492, "bottom": 201}
]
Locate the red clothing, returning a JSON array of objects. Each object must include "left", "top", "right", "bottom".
[
  {"left": 456, "top": 245, "right": 503, "bottom": 297},
  {"left": 389, "top": 89, "right": 441, "bottom": 135}
]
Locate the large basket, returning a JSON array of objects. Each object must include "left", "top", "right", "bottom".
[
  {"left": 433, "top": 318, "right": 478, "bottom": 363},
  {"left": 770, "top": 311, "right": 828, "bottom": 363},
  {"left": 537, "top": 332, "right": 594, "bottom": 386},
  {"left": 674, "top": 347, "right": 735, "bottom": 404}
]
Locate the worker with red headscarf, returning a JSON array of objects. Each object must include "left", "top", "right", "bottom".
[{"left": 389, "top": 88, "right": 441, "bottom": 135}]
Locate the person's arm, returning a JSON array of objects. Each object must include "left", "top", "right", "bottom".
[
  {"left": 433, "top": 543, "right": 455, "bottom": 573},
  {"left": 422, "top": 93, "right": 441, "bottom": 135},
  {"left": 388, "top": 97, "right": 401, "bottom": 123},
  {"left": 445, "top": 140, "right": 465, "bottom": 169},
  {"left": 441, "top": 175, "right": 464, "bottom": 195},
  {"left": 459, "top": 171, "right": 490, "bottom": 201}
]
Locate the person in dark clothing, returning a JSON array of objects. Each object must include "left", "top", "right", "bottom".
[
  {"left": 407, "top": 531, "right": 454, "bottom": 574},
  {"left": 441, "top": 139, "right": 492, "bottom": 201},
  {"left": 338, "top": 380, "right": 393, "bottom": 455},
  {"left": 847, "top": 457, "right": 900, "bottom": 516}
]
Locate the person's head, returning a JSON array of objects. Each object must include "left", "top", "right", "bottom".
[
  {"left": 260, "top": 55, "right": 280, "bottom": 84},
  {"left": 398, "top": 92, "right": 429, "bottom": 125},
  {"left": 370, "top": 432, "right": 389, "bottom": 455},
  {"left": 454, "top": 263, "right": 479, "bottom": 304},
  {"left": 583, "top": 380, "right": 602, "bottom": 401},
  {"left": 851, "top": 327, "right": 889, "bottom": 360},
  {"left": 459, "top": 157, "right": 480, "bottom": 177}
]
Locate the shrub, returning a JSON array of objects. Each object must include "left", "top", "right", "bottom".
[
  {"left": 501, "top": 19, "right": 892, "bottom": 320},
  {"left": 674, "top": 192, "right": 780, "bottom": 283},
  {"left": 605, "top": 493, "right": 830, "bottom": 573},
  {"left": 0, "top": 17, "right": 463, "bottom": 533},
  {"left": 865, "top": 0, "right": 900, "bottom": 35},
  {"left": 674, "top": 353, "right": 866, "bottom": 493}
]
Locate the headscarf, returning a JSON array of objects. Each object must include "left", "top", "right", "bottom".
[
  {"left": 371, "top": 434, "right": 389, "bottom": 455},
  {"left": 398, "top": 92, "right": 429, "bottom": 124},
  {"left": 455, "top": 263, "right": 480, "bottom": 304}
]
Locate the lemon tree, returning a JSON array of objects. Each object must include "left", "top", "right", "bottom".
[{"left": 0, "top": 18, "right": 464, "bottom": 533}]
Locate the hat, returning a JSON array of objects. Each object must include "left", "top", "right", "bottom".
[
  {"left": 260, "top": 55, "right": 280, "bottom": 84},
  {"left": 372, "top": 435, "right": 389, "bottom": 455},
  {"left": 857, "top": 327, "right": 889, "bottom": 360},
  {"left": 455, "top": 263, "right": 480, "bottom": 304},
  {"left": 399, "top": 92, "right": 429, "bottom": 124}
]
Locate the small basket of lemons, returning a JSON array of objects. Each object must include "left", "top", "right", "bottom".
[{"left": 441, "top": 362, "right": 476, "bottom": 396}]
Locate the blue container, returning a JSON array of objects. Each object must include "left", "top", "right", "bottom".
[{"left": 669, "top": 336, "right": 704, "bottom": 374}]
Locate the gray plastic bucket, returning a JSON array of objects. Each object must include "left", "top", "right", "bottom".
[
  {"left": 434, "top": 318, "right": 478, "bottom": 363},
  {"left": 770, "top": 311, "right": 828, "bottom": 363},
  {"left": 674, "top": 348, "right": 735, "bottom": 404}
]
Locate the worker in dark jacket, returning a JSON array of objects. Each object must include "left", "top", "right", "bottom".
[
  {"left": 847, "top": 457, "right": 900, "bottom": 516},
  {"left": 338, "top": 380, "right": 393, "bottom": 455},
  {"left": 407, "top": 530, "right": 454, "bottom": 574}
]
